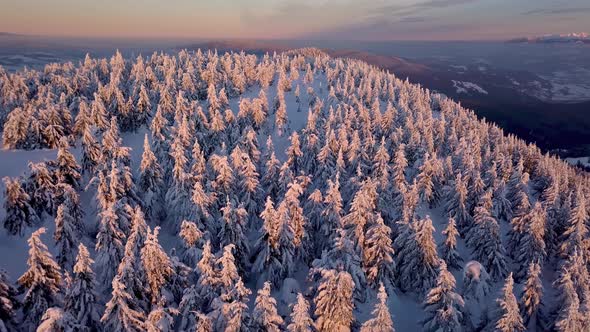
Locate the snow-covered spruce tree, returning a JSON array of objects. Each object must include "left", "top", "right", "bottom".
[
  {"left": 80, "top": 126, "right": 103, "bottom": 178},
  {"left": 440, "top": 218, "right": 462, "bottom": 270},
  {"left": 314, "top": 269, "right": 355, "bottom": 332},
  {"left": 150, "top": 106, "right": 172, "bottom": 179},
  {"left": 101, "top": 276, "right": 146, "bottom": 332},
  {"left": 559, "top": 186, "right": 589, "bottom": 260},
  {"left": 231, "top": 146, "right": 261, "bottom": 219},
  {"left": 287, "top": 293, "right": 313, "bottom": 332},
  {"left": 115, "top": 206, "right": 150, "bottom": 310},
  {"left": 139, "top": 134, "right": 164, "bottom": 221},
  {"left": 310, "top": 225, "right": 367, "bottom": 303},
  {"left": 53, "top": 138, "right": 82, "bottom": 190},
  {"left": 466, "top": 191, "right": 507, "bottom": 281},
  {"left": 18, "top": 228, "right": 62, "bottom": 331},
  {"left": 178, "top": 285, "right": 203, "bottom": 332},
  {"left": 145, "top": 298, "right": 177, "bottom": 332},
  {"left": 444, "top": 173, "right": 469, "bottom": 233},
  {"left": 64, "top": 243, "right": 100, "bottom": 330},
  {"left": 417, "top": 152, "right": 442, "bottom": 208},
  {"left": 505, "top": 159, "right": 529, "bottom": 219},
  {"left": 36, "top": 307, "right": 81, "bottom": 332},
  {"left": 421, "top": 261, "right": 468, "bottom": 332},
  {"left": 95, "top": 202, "right": 125, "bottom": 286},
  {"left": 462, "top": 261, "right": 491, "bottom": 303},
  {"left": 278, "top": 178, "right": 309, "bottom": 263},
  {"left": 513, "top": 202, "right": 546, "bottom": 280},
  {"left": 506, "top": 191, "right": 531, "bottom": 257},
  {"left": 179, "top": 220, "right": 204, "bottom": 268},
  {"left": 0, "top": 271, "right": 19, "bottom": 331},
  {"left": 363, "top": 214, "right": 394, "bottom": 288},
  {"left": 485, "top": 273, "right": 525, "bottom": 332},
  {"left": 286, "top": 131, "right": 303, "bottom": 174},
  {"left": 209, "top": 277, "right": 251, "bottom": 332},
  {"left": 251, "top": 282, "right": 284, "bottom": 332},
  {"left": 24, "top": 162, "right": 56, "bottom": 217},
  {"left": 218, "top": 197, "right": 250, "bottom": 274},
  {"left": 553, "top": 264, "right": 586, "bottom": 332},
  {"left": 54, "top": 203, "right": 79, "bottom": 272},
  {"left": 141, "top": 226, "right": 174, "bottom": 304},
  {"left": 252, "top": 196, "right": 284, "bottom": 286},
  {"left": 320, "top": 174, "right": 344, "bottom": 246},
  {"left": 519, "top": 262, "right": 547, "bottom": 331},
  {"left": 56, "top": 183, "right": 84, "bottom": 235},
  {"left": 342, "top": 179, "right": 379, "bottom": 259},
  {"left": 195, "top": 240, "right": 218, "bottom": 311},
  {"left": 398, "top": 216, "right": 440, "bottom": 294},
  {"left": 3, "top": 176, "right": 39, "bottom": 236},
  {"left": 361, "top": 283, "right": 395, "bottom": 332}
]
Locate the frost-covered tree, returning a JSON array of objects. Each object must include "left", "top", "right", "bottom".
[
  {"left": 179, "top": 220, "right": 204, "bottom": 268},
  {"left": 53, "top": 138, "right": 82, "bottom": 190},
  {"left": 445, "top": 173, "right": 469, "bottom": 232},
  {"left": 64, "top": 244, "right": 100, "bottom": 330},
  {"left": 417, "top": 152, "right": 442, "bottom": 207},
  {"left": 115, "top": 206, "right": 150, "bottom": 312},
  {"left": 18, "top": 228, "right": 63, "bottom": 331},
  {"left": 287, "top": 293, "right": 313, "bottom": 332},
  {"left": 553, "top": 265, "right": 585, "bottom": 332},
  {"left": 519, "top": 262, "right": 547, "bottom": 331},
  {"left": 24, "top": 162, "right": 56, "bottom": 216},
  {"left": 559, "top": 186, "right": 589, "bottom": 260},
  {"left": 440, "top": 218, "right": 462, "bottom": 270},
  {"left": 36, "top": 307, "right": 80, "bottom": 332},
  {"left": 398, "top": 216, "right": 440, "bottom": 294},
  {"left": 101, "top": 276, "right": 146, "bottom": 332},
  {"left": 0, "top": 271, "right": 18, "bottom": 331},
  {"left": 466, "top": 192, "right": 507, "bottom": 280},
  {"left": 342, "top": 179, "right": 379, "bottom": 258},
  {"left": 178, "top": 285, "right": 202, "bottom": 331},
  {"left": 486, "top": 273, "right": 525, "bottom": 332},
  {"left": 209, "top": 278, "right": 251, "bottom": 332},
  {"left": 81, "top": 125, "right": 102, "bottom": 177},
  {"left": 251, "top": 282, "right": 284, "bottom": 332},
  {"left": 313, "top": 269, "right": 355, "bottom": 332},
  {"left": 363, "top": 215, "right": 394, "bottom": 287},
  {"left": 145, "top": 299, "right": 176, "bottom": 332},
  {"left": 139, "top": 134, "right": 164, "bottom": 221},
  {"left": 196, "top": 241, "right": 218, "bottom": 310},
  {"left": 361, "top": 283, "right": 395, "bottom": 332},
  {"left": 54, "top": 204, "right": 79, "bottom": 271},
  {"left": 252, "top": 197, "right": 284, "bottom": 286},
  {"left": 462, "top": 261, "right": 491, "bottom": 303},
  {"left": 421, "top": 261, "right": 467, "bottom": 332},
  {"left": 218, "top": 197, "right": 250, "bottom": 273},
  {"left": 513, "top": 202, "right": 546, "bottom": 280},
  {"left": 95, "top": 203, "right": 125, "bottom": 286},
  {"left": 3, "top": 176, "right": 39, "bottom": 236},
  {"left": 141, "top": 226, "right": 174, "bottom": 304}
]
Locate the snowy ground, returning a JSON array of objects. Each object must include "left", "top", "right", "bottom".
[
  {"left": 0, "top": 51, "right": 568, "bottom": 331},
  {"left": 452, "top": 80, "right": 488, "bottom": 95}
]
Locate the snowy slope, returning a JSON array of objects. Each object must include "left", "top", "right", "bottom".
[{"left": 0, "top": 48, "right": 588, "bottom": 332}]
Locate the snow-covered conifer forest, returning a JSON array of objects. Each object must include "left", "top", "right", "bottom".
[{"left": 0, "top": 48, "right": 589, "bottom": 331}]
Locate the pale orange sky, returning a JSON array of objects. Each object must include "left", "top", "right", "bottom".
[{"left": 1, "top": 0, "right": 589, "bottom": 40}]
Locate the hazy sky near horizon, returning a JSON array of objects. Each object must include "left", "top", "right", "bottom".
[{"left": 1, "top": 0, "right": 589, "bottom": 40}]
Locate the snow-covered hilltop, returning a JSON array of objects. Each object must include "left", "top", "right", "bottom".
[
  {"left": 508, "top": 32, "right": 590, "bottom": 44},
  {"left": 0, "top": 48, "right": 589, "bottom": 331}
]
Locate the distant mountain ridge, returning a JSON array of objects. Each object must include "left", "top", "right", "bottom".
[{"left": 508, "top": 32, "right": 590, "bottom": 44}]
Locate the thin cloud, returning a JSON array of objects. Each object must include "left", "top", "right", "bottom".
[
  {"left": 522, "top": 7, "right": 590, "bottom": 15},
  {"left": 398, "top": 16, "right": 429, "bottom": 23},
  {"left": 373, "top": 0, "right": 478, "bottom": 17}
]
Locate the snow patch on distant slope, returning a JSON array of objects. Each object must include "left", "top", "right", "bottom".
[{"left": 452, "top": 80, "right": 488, "bottom": 95}]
